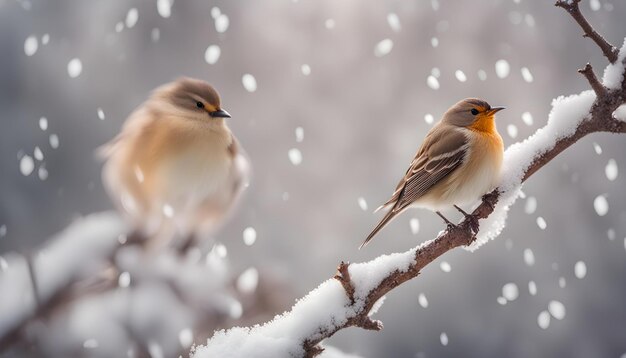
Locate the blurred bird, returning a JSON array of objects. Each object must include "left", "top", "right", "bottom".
[
  {"left": 361, "top": 98, "right": 504, "bottom": 249},
  {"left": 99, "top": 77, "right": 249, "bottom": 250}
]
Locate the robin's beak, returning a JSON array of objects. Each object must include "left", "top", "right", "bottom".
[
  {"left": 209, "top": 109, "right": 231, "bottom": 118},
  {"left": 487, "top": 107, "right": 505, "bottom": 116}
]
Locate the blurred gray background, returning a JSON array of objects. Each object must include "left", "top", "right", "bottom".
[{"left": 1, "top": 0, "right": 626, "bottom": 357}]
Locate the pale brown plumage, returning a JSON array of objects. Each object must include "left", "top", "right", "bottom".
[
  {"left": 100, "top": 78, "right": 248, "bottom": 249},
  {"left": 361, "top": 98, "right": 504, "bottom": 249}
]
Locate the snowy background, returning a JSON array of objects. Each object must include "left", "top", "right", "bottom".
[{"left": 1, "top": 0, "right": 626, "bottom": 357}]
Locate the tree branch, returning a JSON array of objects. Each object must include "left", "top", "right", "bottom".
[{"left": 555, "top": 0, "right": 619, "bottom": 63}]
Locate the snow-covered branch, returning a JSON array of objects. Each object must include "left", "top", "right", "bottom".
[
  {"left": 0, "top": 212, "right": 285, "bottom": 357},
  {"left": 191, "top": 4, "right": 626, "bottom": 357}
]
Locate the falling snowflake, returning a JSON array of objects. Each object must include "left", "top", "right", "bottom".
[
  {"left": 229, "top": 300, "right": 243, "bottom": 319},
  {"left": 295, "top": 127, "right": 304, "bottom": 142},
  {"left": 236, "top": 267, "right": 259, "bottom": 294},
  {"left": 593, "top": 195, "right": 608, "bottom": 216},
  {"left": 34, "top": 147, "right": 43, "bottom": 161},
  {"left": 24, "top": 35, "right": 38, "bottom": 56},
  {"left": 39, "top": 117, "right": 48, "bottom": 131},
  {"left": 125, "top": 8, "right": 139, "bottom": 28},
  {"left": 374, "top": 39, "right": 393, "bottom": 57},
  {"left": 215, "top": 14, "right": 229, "bottom": 33},
  {"left": 242, "top": 74, "right": 257, "bottom": 92},
  {"left": 179, "top": 328, "right": 194, "bottom": 349},
  {"left": 507, "top": 124, "right": 518, "bottom": 139},
  {"left": 387, "top": 13, "right": 401, "bottom": 32},
  {"left": 523, "top": 248, "right": 535, "bottom": 266},
  {"left": 427, "top": 76, "right": 440, "bottom": 90},
  {"left": 502, "top": 283, "right": 519, "bottom": 301},
  {"left": 118, "top": 271, "right": 131, "bottom": 287},
  {"left": 288, "top": 148, "right": 302, "bottom": 165},
  {"left": 548, "top": 300, "right": 566, "bottom": 320},
  {"left": 214, "top": 243, "right": 228, "bottom": 258},
  {"left": 477, "top": 69, "right": 487, "bottom": 81},
  {"left": 38, "top": 166, "right": 48, "bottom": 181},
  {"left": 524, "top": 196, "right": 537, "bottom": 214},
  {"left": 536, "top": 216, "right": 547, "bottom": 230},
  {"left": 537, "top": 310, "right": 550, "bottom": 329},
  {"left": 409, "top": 218, "right": 420, "bottom": 235},
  {"left": 455, "top": 70, "right": 467, "bottom": 82},
  {"left": 605, "top": 159, "right": 618, "bottom": 181},
  {"left": 19, "top": 155, "right": 34, "bottom": 176},
  {"left": 424, "top": 114, "right": 434, "bottom": 124},
  {"left": 495, "top": 59, "right": 510, "bottom": 79},
  {"left": 243, "top": 227, "right": 257, "bottom": 246},
  {"left": 157, "top": 0, "right": 172, "bottom": 18},
  {"left": 67, "top": 58, "right": 82, "bottom": 78},
  {"left": 593, "top": 142, "right": 602, "bottom": 155},
  {"left": 521, "top": 112, "right": 533, "bottom": 126},
  {"left": 574, "top": 261, "right": 587, "bottom": 279},
  {"left": 162, "top": 204, "right": 174, "bottom": 218},
  {"left": 205, "top": 45, "right": 221, "bottom": 65},
  {"left": 357, "top": 197, "right": 368, "bottom": 211},
  {"left": 521, "top": 67, "right": 534, "bottom": 82},
  {"left": 418, "top": 293, "right": 428, "bottom": 308},
  {"left": 440, "top": 332, "right": 448, "bottom": 346}
]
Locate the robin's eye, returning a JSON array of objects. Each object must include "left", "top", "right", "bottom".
[
  {"left": 470, "top": 108, "right": 479, "bottom": 115},
  {"left": 196, "top": 101, "right": 205, "bottom": 109}
]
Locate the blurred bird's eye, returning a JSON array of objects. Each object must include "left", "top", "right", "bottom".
[
  {"left": 196, "top": 101, "right": 205, "bottom": 109},
  {"left": 470, "top": 108, "right": 479, "bottom": 115}
]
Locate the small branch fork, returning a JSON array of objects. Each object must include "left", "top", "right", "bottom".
[
  {"left": 333, "top": 262, "right": 355, "bottom": 305},
  {"left": 303, "top": 2, "right": 626, "bottom": 356}
]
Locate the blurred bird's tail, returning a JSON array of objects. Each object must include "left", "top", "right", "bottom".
[{"left": 359, "top": 205, "right": 401, "bottom": 249}]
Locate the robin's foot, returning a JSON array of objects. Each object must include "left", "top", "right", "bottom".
[
  {"left": 436, "top": 211, "right": 457, "bottom": 231},
  {"left": 453, "top": 205, "right": 480, "bottom": 233}
]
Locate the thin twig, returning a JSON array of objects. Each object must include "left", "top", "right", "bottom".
[
  {"left": 578, "top": 63, "right": 607, "bottom": 98},
  {"left": 555, "top": 0, "right": 618, "bottom": 63}
]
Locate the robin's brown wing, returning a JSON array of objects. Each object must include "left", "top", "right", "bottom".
[
  {"left": 361, "top": 126, "right": 468, "bottom": 248},
  {"left": 380, "top": 126, "right": 469, "bottom": 210}
]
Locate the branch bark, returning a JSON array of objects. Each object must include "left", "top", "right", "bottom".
[
  {"left": 578, "top": 63, "right": 607, "bottom": 98},
  {"left": 299, "top": 3, "right": 626, "bottom": 356}
]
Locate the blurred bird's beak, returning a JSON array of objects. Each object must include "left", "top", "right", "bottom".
[
  {"left": 487, "top": 107, "right": 505, "bottom": 116},
  {"left": 210, "top": 109, "right": 231, "bottom": 118}
]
